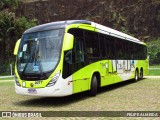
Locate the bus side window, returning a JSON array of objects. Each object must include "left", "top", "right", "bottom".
[
  {"left": 85, "top": 30, "right": 100, "bottom": 59},
  {"left": 63, "top": 50, "right": 72, "bottom": 79},
  {"left": 73, "top": 38, "right": 84, "bottom": 63},
  {"left": 65, "top": 51, "right": 72, "bottom": 64},
  {"left": 99, "top": 33, "right": 106, "bottom": 58}
]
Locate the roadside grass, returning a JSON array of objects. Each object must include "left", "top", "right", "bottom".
[
  {"left": 0, "top": 78, "right": 160, "bottom": 113},
  {"left": 0, "top": 73, "right": 11, "bottom": 76},
  {"left": 0, "top": 81, "right": 14, "bottom": 86},
  {"left": 149, "top": 70, "right": 160, "bottom": 76},
  {"left": 149, "top": 65, "right": 160, "bottom": 76},
  {"left": 0, "top": 77, "right": 14, "bottom": 80},
  {"left": 149, "top": 65, "right": 160, "bottom": 68}
]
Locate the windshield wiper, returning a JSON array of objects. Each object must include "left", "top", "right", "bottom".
[
  {"left": 21, "top": 43, "right": 37, "bottom": 76},
  {"left": 21, "top": 40, "right": 47, "bottom": 79}
]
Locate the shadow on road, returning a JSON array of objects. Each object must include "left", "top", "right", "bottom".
[
  {"left": 98, "top": 78, "right": 146, "bottom": 95},
  {"left": 14, "top": 78, "right": 146, "bottom": 107},
  {"left": 14, "top": 91, "right": 90, "bottom": 107}
]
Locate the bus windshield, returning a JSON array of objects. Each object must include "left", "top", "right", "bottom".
[{"left": 17, "top": 29, "right": 63, "bottom": 78}]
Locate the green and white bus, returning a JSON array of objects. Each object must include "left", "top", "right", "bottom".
[{"left": 14, "top": 20, "right": 148, "bottom": 97}]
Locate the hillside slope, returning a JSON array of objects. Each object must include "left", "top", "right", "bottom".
[{"left": 16, "top": 0, "right": 160, "bottom": 41}]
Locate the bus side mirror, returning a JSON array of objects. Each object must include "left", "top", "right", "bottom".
[
  {"left": 14, "top": 39, "right": 21, "bottom": 55},
  {"left": 63, "top": 33, "right": 74, "bottom": 51}
]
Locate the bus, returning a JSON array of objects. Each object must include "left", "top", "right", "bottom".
[{"left": 14, "top": 20, "right": 148, "bottom": 97}]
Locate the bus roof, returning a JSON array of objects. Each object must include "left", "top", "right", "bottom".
[
  {"left": 24, "top": 20, "right": 91, "bottom": 34},
  {"left": 24, "top": 20, "right": 143, "bottom": 44},
  {"left": 92, "top": 22, "right": 140, "bottom": 42}
]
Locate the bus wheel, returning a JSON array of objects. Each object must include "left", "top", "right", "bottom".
[
  {"left": 140, "top": 69, "right": 143, "bottom": 79},
  {"left": 134, "top": 69, "right": 139, "bottom": 82},
  {"left": 90, "top": 75, "right": 97, "bottom": 96}
]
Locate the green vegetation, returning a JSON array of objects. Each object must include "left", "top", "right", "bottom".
[
  {"left": 0, "top": 78, "right": 160, "bottom": 112},
  {"left": 0, "top": 77, "right": 14, "bottom": 80},
  {"left": 149, "top": 70, "right": 160, "bottom": 76},
  {"left": 0, "top": 10, "right": 37, "bottom": 63},
  {"left": 147, "top": 38, "right": 160, "bottom": 65},
  {"left": 19, "top": 0, "right": 40, "bottom": 3},
  {"left": 0, "top": 0, "right": 19, "bottom": 10},
  {"left": 0, "top": 81, "right": 14, "bottom": 86},
  {"left": 0, "top": 1, "right": 37, "bottom": 74},
  {"left": 149, "top": 65, "right": 160, "bottom": 68},
  {"left": 148, "top": 65, "right": 160, "bottom": 76},
  {"left": 0, "top": 64, "right": 15, "bottom": 76}
]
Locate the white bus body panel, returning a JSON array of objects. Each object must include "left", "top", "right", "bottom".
[{"left": 15, "top": 75, "right": 73, "bottom": 97}]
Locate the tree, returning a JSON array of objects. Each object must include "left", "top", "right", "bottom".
[
  {"left": 147, "top": 38, "right": 160, "bottom": 65},
  {"left": 14, "top": 16, "right": 37, "bottom": 39},
  {"left": 0, "top": 10, "right": 37, "bottom": 65},
  {"left": 0, "top": 0, "right": 19, "bottom": 10},
  {"left": 0, "top": 10, "right": 15, "bottom": 64}
]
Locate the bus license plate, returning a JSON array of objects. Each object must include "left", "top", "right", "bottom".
[{"left": 28, "top": 89, "right": 37, "bottom": 94}]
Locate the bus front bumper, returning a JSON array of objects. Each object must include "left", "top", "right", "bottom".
[
  {"left": 14, "top": 76, "right": 73, "bottom": 97},
  {"left": 15, "top": 84, "right": 72, "bottom": 97}
]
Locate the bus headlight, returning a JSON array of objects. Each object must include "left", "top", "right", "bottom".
[
  {"left": 46, "top": 71, "right": 60, "bottom": 87},
  {"left": 14, "top": 75, "right": 21, "bottom": 86}
]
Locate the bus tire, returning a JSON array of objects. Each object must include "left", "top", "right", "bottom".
[
  {"left": 140, "top": 68, "right": 143, "bottom": 79},
  {"left": 134, "top": 69, "right": 139, "bottom": 82},
  {"left": 90, "top": 75, "right": 97, "bottom": 96}
]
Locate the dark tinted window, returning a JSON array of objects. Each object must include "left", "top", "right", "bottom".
[
  {"left": 99, "top": 34, "right": 106, "bottom": 58},
  {"left": 85, "top": 31, "right": 100, "bottom": 58},
  {"left": 105, "top": 36, "right": 115, "bottom": 59}
]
